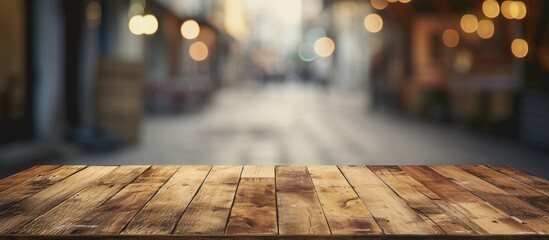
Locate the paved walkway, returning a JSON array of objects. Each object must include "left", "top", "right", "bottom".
[{"left": 73, "top": 83, "right": 548, "bottom": 178}]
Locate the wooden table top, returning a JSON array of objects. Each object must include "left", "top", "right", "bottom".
[{"left": 0, "top": 165, "right": 547, "bottom": 239}]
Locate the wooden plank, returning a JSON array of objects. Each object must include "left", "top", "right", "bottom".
[
  {"left": 339, "top": 165, "right": 443, "bottom": 234},
  {"left": 276, "top": 166, "right": 330, "bottom": 235},
  {"left": 241, "top": 166, "right": 274, "bottom": 178},
  {"left": 15, "top": 165, "right": 150, "bottom": 234},
  {"left": 431, "top": 165, "right": 549, "bottom": 234},
  {"left": 174, "top": 166, "right": 242, "bottom": 235},
  {"left": 307, "top": 166, "right": 382, "bottom": 235},
  {"left": 226, "top": 166, "right": 276, "bottom": 235},
  {"left": 0, "top": 166, "right": 86, "bottom": 211},
  {"left": 225, "top": 178, "right": 277, "bottom": 235},
  {"left": 276, "top": 166, "right": 315, "bottom": 191},
  {"left": 121, "top": 166, "right": 211, "bottom": 235},
  {"left": 401, "top": 166, "right": 535, "bottom": 234},
  {"left": 370, "top": 166, "right": 486, "bottom": 234},
  {"left": 65, "top": 165, "right": 180, "bottom": 234},
  {"left": 0, "top": 165, "right": 60, "bottom": 192},
  {"left": 0, "top": 166, "right": 115, "bottom": 234},
  {"left": 489, "top": 166, "right": 549, "bottom": 194},
  {"left": 461, "top": 165, "right": 549, "bottom": 213}
]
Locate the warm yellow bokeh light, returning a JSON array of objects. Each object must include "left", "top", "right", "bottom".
[
  {"left": 502, "top": 1, "right": 526, "bottom": 19},
  {"left": 181, "top": 20, "right": 200, "bottom": 40},
  {"left": 129, "top": 15, "right": 145, "bottom": 35},
  {"left": 371, "top": 0, "right": 388, "bottom": 10},
  {"left": 387, "top": 0, "right": 398, "bottom": 2},
  {"left": 460, "top": 14, "right": 478, "bottom": 34},
  {"left": 511, "top": 39, "right": 528, "bottom": 58},
  {"left": 314, "top": 37, "right": 335, "bottom": 57},
  {"left": 142, "top": 14, "right": 158, "bottom": 35},
  {"left": 442, "top": 29, "right": 460, "bottom": 48},
  {"left": 399, "top": 0, "right": 411, "bottom": 3},
  {"left": 477, "top": 20, "right": 495, "bottom": 39},
  {"left": 509, "top": 2, "right": 520, "bottom": 18},
  {"left": 501, "top": 1, "right": 513, "bottom": 19},
  {"left": 364, "top": 13, "right": 383, "bottom": 33},
  {"left": 482, "top": 0, "right": 500, "bottom": 18},
  {"left": 189, "top": 41, "right": 209, "bottom": 61},
  {"left": 514, "top": 1, "right": 527, "bottom": 19},
  {"left": 129, "top": 14, "right": 158, "bottom": 35}
]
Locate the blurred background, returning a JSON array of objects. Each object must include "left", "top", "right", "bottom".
[{"left": 0, "top": 0, "right": 548, "bottom": 178}]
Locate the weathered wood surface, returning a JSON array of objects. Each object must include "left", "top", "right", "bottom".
[{"left": 0, "top": 165, "right": 547, "bottom": 239}]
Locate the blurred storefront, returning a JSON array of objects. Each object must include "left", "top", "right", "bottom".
[
  {"left": 354, "top": 0, "right": 549, "bottom": 149},
  {"left": 0, "top": 0, "right": 239, "bottom": 158}
]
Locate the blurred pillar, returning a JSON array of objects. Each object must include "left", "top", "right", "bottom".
[
  {"left": 63, "top": 0, "right": 85, "bottom": 130},
  {"left": 33, "top": 0, "right": 65, "bottom": 143}
]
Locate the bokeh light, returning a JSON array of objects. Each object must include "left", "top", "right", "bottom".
[
  {"left": 482, "top": 0, "right": 500, "bottom": 18},
  {"left": 129, "top": 15, "right": 145, "bottom": 35},
  {"left": 371, "top": 0, "right": 388, "bottom": 10},
  {"left": 189, "top": 41, "right": 209, "bottom": 61},
  {"left": 364, "top": 13, "right": 383, "bottom": 33},
  {"left": 142, "top": 14, "right": 158, "bottom": 35},
  {"left": 460, "top": 14, "right": 478, "bottom": 34},
  {"left": 128, "top": 14, "right": 158, "bottom": 35},
  {"left": 502, "top": 1, "right": 527, "bottom": 19},
  {"left": 513, "top": 1, "right": 527, "bottom": 19},
  {"left": 314, "top": 37, "right": 335, "bottom": 58},
  {"left": 501, "top": 1, "right": 513, "bottom": 19},
  {"left": 511, "top": 39, "right": 528, "bottom": 58},
  {"left": 298, "top": 43, "right": 317, "bottom": 62},
  {"left": 399, "top": 0, "right": 412, "bottom": 3},
  {"left": 442, "top": 29, "right": 460, "bottom": 48},
  {"left": 181, "top": 20, "right": 200, "bottom": 40},
  {"left": 477, "top": 19, "right": 495, "bottom": 39}
]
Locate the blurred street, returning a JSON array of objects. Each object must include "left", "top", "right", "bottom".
[
  {"left": 69, "top": 82, "right": 548, "bottom": 178},
  {"left": 1, "top": 0, "right": 548, "bottom": 180}
]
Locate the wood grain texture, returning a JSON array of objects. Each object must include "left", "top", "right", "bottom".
[
  {"left": 15, "top": 165, "right": 150, "bottom": 234},
  {"left": 431, "top": 165, "right": 549, "bottom": 234},
  {"left": 307, "top": 166, "right": 382, "bottom": 235},
  {"left": 460, "top": 165, "right": 549, "bottom": 213},
  {"left": 0, "top": 165, "right": 60, "bottom": 192},
  {"left": 121, "top": 166, "right": 210, "bottom": 235},
  {"left": 225, "top": 178, "right": 277, "bottom": 235},
  {"left": 488, "top": 166, "right": 549, "bottom": 195},
  {"left": 0, "top": 165, "right": 547, "bottom": 238},
  {"left": 0, "top": 166, "right": 116, "bottom": 234},
  {"left": 370, "top": 166, "right": 484, "bottom": 235},
  {"left": 339, "top": 165, "right": 443, "bottom": 234},
  {"left": 173, "top": 166, "right": 242, "bottom": 235},
  {"left": 225, "top": 166, "right": 276, "bottom": 235},
  {"left": 276, "top": 166, "right": 330, "bottom": 235},
  {"left": 240, "top": 166, "right": 275, "bottom": 178},
  {"left": 0, "top": 166, "right": 85, "bottom": 211},
  {"left": 67, "top": 165, "right": 180, "bottom": 234},
  {"left": 401, "top": 166, "right": 535, "bottom": 234}
]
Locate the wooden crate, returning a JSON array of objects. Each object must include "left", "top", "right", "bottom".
[{"left": 94, "top": 59, "right": 144, "bottom": 144}]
